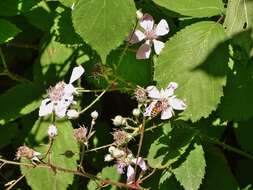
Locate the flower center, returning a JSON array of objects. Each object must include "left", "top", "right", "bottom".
[
  {"left": 145, "top": 30, "right": 157, "bottom": 40},
  {"left": 48, "top": 81, "right": 66, "bottom": 102}
]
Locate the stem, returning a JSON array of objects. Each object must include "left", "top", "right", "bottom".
[
  {"left": 79, "top": 86, "right": 109, "bottom": 114},
  {"left": 207, "top": 137, "right": 253, "bottom": 160},
  {"left": 134, "top": 116, "right": 146, "bottom": 180},
  {"left": 84, "top": 143, "right": 115, "bottom": 153},
  {"left": 0, "top": 158, "right": 144, "bottom": 190},
  {"left": 79, "top": 143, "right": 85, "bottom": 171},
  {"left": 6, "top": 173, "right": 26, "bottom": 190},
  {"left": 0, "top": 47, "right": 8, "bottom": 69}
]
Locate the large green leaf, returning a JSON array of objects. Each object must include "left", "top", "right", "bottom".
[
  {"left": 154, "top": 21, "right": 228, "bottom": 122},
  {"left": 219, "top": 63, "right": 253, "bottom": 121},
  {"left": 21, "top": 119, "right": 79, "bottom": 190},
  {"left": 87, "top": 166, "right": 120, "bottom": 190},
  {"left": 59, "top": 0, "right": 75, "bottom": 7},
  {"left": 200, "top": 146, "right": 238, "bottom": 190},
  {"left": 147, "top": 126, "right": 196, "bottom": 169},
  {"left": 0, "top": 19, "right": 21, "bottom": 44},
  {"left": 72, "top": 0, "right": 136, "bottom": 63},
  {"left": 224, "top": 0, "right": 253, "bottom": 36},
  {"left": 34, "top": 38, "right": 75, "bottom": 85},
  {"left": 173, "top": 143, "right": 206, "bottom": 190},
  {"left": 0, "top": 83, "right": 42, "bottom": 125},
  {"left": 153, "top": 0, "right": 224, "bottom": 18}
]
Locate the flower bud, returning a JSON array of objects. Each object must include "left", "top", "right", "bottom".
[
  {"left": 48, "top": 124, "right": 57, "bottom": 138},
  {"left": 104, "top": 154, "right": 114, "bottom": 162},
  {"left": 91, "top": 111, "right": 99, "bottom": 120},
  {"left": 112, "top": 115, "right": 124, "bottom": 126},
  {"left": 113, "top": 130, "right": 131, "bottom": 146},
  {"left": 136, "top": 10, "right": 143, "bottom": 20},
  {"left": 109, "top": 146, "right": 125, "bottom": 158},
  {"left": 134, "top": 86, "right": 147, "bottom": 103},
  {"left": 132, "top": 108, "right": 141, "bottom": 117},
  {"left": 67, "top": 109, "right": 79, "bottom": 119}
]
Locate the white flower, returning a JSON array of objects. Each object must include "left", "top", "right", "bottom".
[
  {"left": 39, "top": 66, "right": 84, "bottom": 118},
  {"left": 48, "top": 124, "right": 57, "bottom": 138},
  {"left": 130, "top": 13, "right": 169, "bottom": 59},
  {"left": 144, "top": 82, "right": 186, "bottom": 120}
]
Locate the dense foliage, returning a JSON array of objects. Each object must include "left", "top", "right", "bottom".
[{"left": 0, "top": 0, "right": 253, "bottom": 190}]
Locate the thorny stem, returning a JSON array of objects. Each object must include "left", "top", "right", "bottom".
[
  {"left": 79, "top": 86, "right": 110, "bottom": 114},
  {"left": 0, "top": 158, "right": 144, "bottom": 190}
]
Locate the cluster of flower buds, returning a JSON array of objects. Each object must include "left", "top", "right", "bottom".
[
  {"left": 129, "top": 11, "right": 169, "bottom": 59},
  {"left": 134, "top": 82, "right": 186, "bottom": 120},
  {"left": 39, "top": 66, "right": 84, "bottom": 119},
  {"left": 104, "top": 146, "right": 147, "bottom": 184},
  {"left": 16, "top": 146, "right": 41, "bottom": 162}
]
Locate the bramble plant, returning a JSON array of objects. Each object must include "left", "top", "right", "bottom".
[{"left": 0, "top": 0, "right": 253, "bottom": 190}]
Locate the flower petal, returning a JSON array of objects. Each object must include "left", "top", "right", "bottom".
[
  {"left": 127, "top": 165, "right": 135, "bottom": 184},
  {"left": 129, "top": 30, "right": 146, "bottom": 44},
  {"left": 161, "top": 107, "right": 173, "bottom": 120},
  {"left": 140, "top": 13, "right": 154, "bottom": 31},
  {"left": 155, "top": 19, "right": 169, "bottom": 36},
  {"left": 39, "top": 99, "right": 53, "bottom": 117},
  {"left": 165, "top": 82, "right": 178, "bottom": 97},
  {"left": 69, "top": 66, "right": 85, "bottom": 84},
  {"left": 153, "top": 39, "right": 165, "bottom": 55},
  {"left": 136, "top": 41, "right": 151, "bottom": 59},
  {"left": 144, "top": 101, "right": 157, "bottom": 117},
  {"left": 135, "top": 157, "right": 148, "bottom": 171},
  {"left": 54, "top": 103, "right": 67, "bottom": 118},
  {"left": 64, "top": 84, "right": 76, "bottom": 95},
  {"left": 170, "top": 96, "right": 187, "bottom": 110},
  {"left": 116, "top": 162, "right": 126, "bottom": 174},
  {"left": 146, "top": 85, "right": 160, "bottom": 99}
]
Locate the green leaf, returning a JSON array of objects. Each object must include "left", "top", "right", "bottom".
[
  {"left": 219, "top": 63, "right": 253, "bottom": 121},
  {"left": 54, "top": 7, "right": 83, "bottom": 45},
  {"left": 201, "top": 146, "right": 238, "bottom": 190},
  {"left": 0, "top": 0, "right": 40, "bottom": 16},
  {"left": 153, "top": 0, "right": 224, "bottom": 18},
  {"left": 173, "top": 143, "right": 206, "bottom": 190},
  {"left": 154, "top": 21, "right": 228, "bottom": 122},
  {"left": 224, "top": 0, "right": 253, "bottom": 36},
  {"left": 159, "top": 170, "right": 172, "bottom": 186},
  {"left": 0, "top": 83, "right": 42, "bottom": 125},
  {"left": 0, "top": 19, "right": 21, "bottom": 44},
  {"left": 72, "top": 0, "right": 136, "bottom": 63},
  {"left": 34, "top": 38, "right": 75, "bottom": 85},
  {"left": 147, "top": 125, "right": 196, "bottom": 169},
  {"left": 87, "top": 166, "right": 120, "bottom": 190},
  {"left": 21, "top": 119, "right": 79, "bottom": 190},
  {"left": 59, "top": 0, "right": 75, "bottom": 7},
  {"left": 107, "top": 49, "right": 152, "bottom": 86},
  {"left": 234, "top": 119, "right": 253, "bottom": 154}
]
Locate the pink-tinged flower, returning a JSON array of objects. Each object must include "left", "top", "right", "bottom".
[
  {"left": 130, "top": 13, "right": 169, "bottom": 59},
  {"left": 16, "top": 146, "right": 41, "bottom": 162},
  {"left": 39, "top": 66, "right": 84, "bottom": 118},
  {"left": 144, "top": 82, "right": 186, "bottom": 120},
  {"left": 105, "top": 146, "right": 148, "bottom": 183}
]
